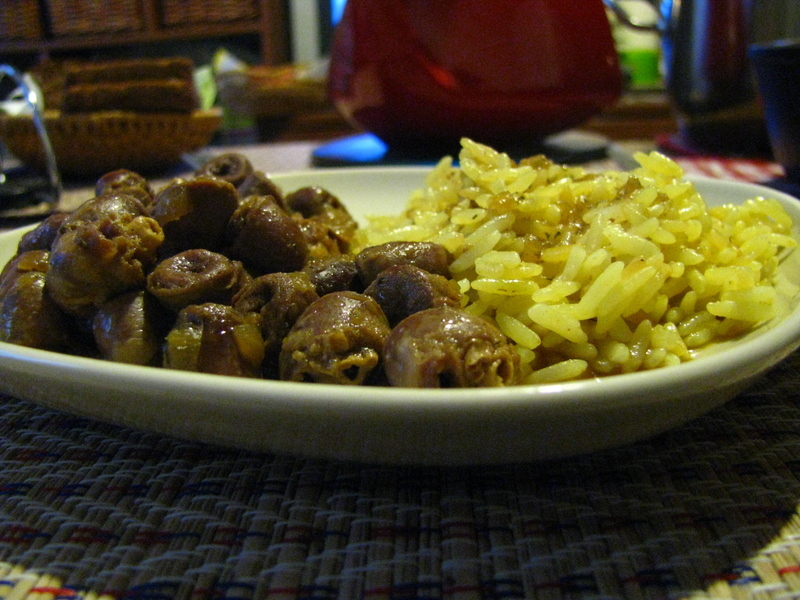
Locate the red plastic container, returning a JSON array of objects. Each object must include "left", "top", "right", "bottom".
[{"left": 328, "top": 0, "right": 623, "bottom": 148}]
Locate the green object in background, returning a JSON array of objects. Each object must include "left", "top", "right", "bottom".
[
  {"left": 193, "top": 65, "right": 217, "bottom": 110},
  {"left": 619, "top": 48, "right": 661, "bottom": 88},
  {"left": 607, "top": 0, "right": 662, "bottom": 89},
  {"left": 210, "top": 48, "right": 258, "bottom": 143}
]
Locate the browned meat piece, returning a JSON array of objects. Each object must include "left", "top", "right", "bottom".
[
  {"left": 383, "top": 307, "right": 519, "bottom": 387},
  {"left": 363, "top": 264, "right": 461, "bottom": 326},
  {"left": 286, "top": 186, "right": 358, "bottom": 251},
  {"left": 225, "top": 195, "right": 308, "bottom": 275},
  {"left": 147, "top": 249, "right": 251, "bottom": 312},
  {"left": 0, "top": 249, "right": 50, "bottom": 297},
  {"left": 233, "top": 272, "right": 320, "bottom": 377},
  {"left": 47, "top": 198, "right": 164, "bottom": 318},
  {"left": 59, "top": 193, "right": 151, "bottom": 236},
  {"left": 279, "top": 291, "right": 390, "bottom": 385},
  {"left": 355, "top": 241, "right": 452, "bottom": 286},
  {"left": 302, "top": 254, "right": 361, "bottom": 295},
  {"left": 236, "top": 171, "right": 289, "bottom": 211},
  {"left": 0, "top": 255, "right": 74, "bottom": 350},
  {"left": 195, "top": 153, "right": 254, "bottom": 187},
  {"left": 150, "top": 176, "right": 239, "bottom": 258},
  {"left": 16, "top": 213, "right": 69, "bottom": 253},
  {"left": 92, "top": 291, "right": 170, "bottom": 365},
  {"left": 163, "top": 303, "right": 264, "bottom": 377},
  {"left": 286, "top": 186, "right": 358, "bottom": 253},
  {"left": 95, "top": 169, "right": 154, "bottom": 207},
  {"left": 295, "top": 217, "right": 349, "bottom": 260}
]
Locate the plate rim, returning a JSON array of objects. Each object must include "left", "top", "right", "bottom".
[{"left": 0, "top": 167, "right": 799, "bottom": 462}]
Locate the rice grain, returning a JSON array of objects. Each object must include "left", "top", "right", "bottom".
[{"left": 356, "top": 139, "right": 797, "bottom": 383}]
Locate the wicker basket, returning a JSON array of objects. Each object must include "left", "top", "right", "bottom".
[
  {"left": 159, "top": 0, "right": 258, "bottom": 26},
  {"left": 0, "top": 109, "right": 222, "bottom": 178},
  {"left": 45, "top": 0, "right": 144, "bottom": 36},
  {"left": 0, "top": 0, "right": 43, "bottom": 41}
]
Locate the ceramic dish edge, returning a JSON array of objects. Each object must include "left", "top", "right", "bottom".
[{"left": 0, "top": 168, "right": 798, "bottom": 465}]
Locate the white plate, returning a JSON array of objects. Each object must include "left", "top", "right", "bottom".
[{"left": 1, "top": 169, "right": 799, "bottom": 465}]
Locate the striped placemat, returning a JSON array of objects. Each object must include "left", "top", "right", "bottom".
[{"left": 0, "top": 346, "right": 799, "bottom": 599}]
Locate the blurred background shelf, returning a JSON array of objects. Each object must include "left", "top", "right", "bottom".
[{"left": 0, "top": 0, "right": 289, "bottom": 68}]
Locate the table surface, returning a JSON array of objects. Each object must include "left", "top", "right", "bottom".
[{"left": 1, "top": 138, "right": 799, "bottom": 600}]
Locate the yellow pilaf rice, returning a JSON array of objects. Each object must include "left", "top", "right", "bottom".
[{"left": 354, "top": 138, "right": 798, "bottom": 385}]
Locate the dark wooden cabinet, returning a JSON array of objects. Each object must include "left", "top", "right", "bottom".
[{"left": 0, "top": 0, "right": 288, "bottom": 67}]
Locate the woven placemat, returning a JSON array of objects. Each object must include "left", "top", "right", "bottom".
[{"left": 0, "top": 353, "right": 799, "bottom": 600}]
